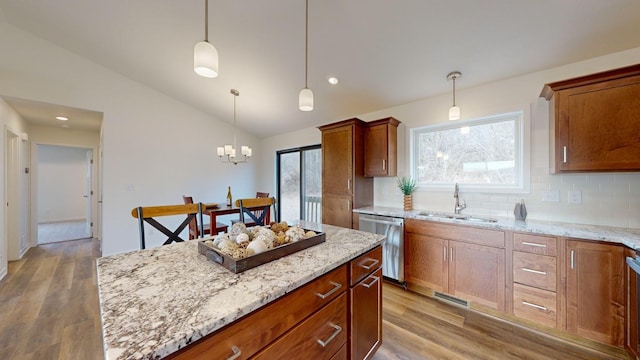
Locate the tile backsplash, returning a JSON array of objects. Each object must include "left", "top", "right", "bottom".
[{"left": 374, "top": 170, "right": 640, "bottom": 229}]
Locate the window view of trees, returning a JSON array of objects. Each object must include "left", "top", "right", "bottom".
[
  {"left": 414, "top": 112, "right": 522, "bottom": 187},
  {"left": 277, "top": 146, "right": 322, "bottom": 223}
]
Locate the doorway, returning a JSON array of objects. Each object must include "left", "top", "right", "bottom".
[
  {"left": 276, "top": 145, "right": 322, "bottom": 223},
  {"left": 36, "top": 144, "right": 93, "bottom": 244},
  {"left": 4, "top": 128, "right": 20, "bottom": 262}
]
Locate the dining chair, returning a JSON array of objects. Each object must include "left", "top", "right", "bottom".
[
  {"left": 231, "top": 192, "right": 270, "bottom": 227},
  {"left": 131, "top": 203, "right": 203, "bottom": 250},
  {"left": 183, "top": 195, "right": 228, "bottom": 238},
  {"left": 236, "top": 197, "right": 277, "bottom": 226}
]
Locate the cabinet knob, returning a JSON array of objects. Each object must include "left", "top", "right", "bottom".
[
  {"left": 317, "top": 324, "right": 342, "bottom": 348},
  {"left": 315, "top": 281, "right": 342, "bottom": 299},
  {"left": 226, "top": 346, "right": 241, "bottom": 360},
  {"left": 359, "top": 258, "right": 379, "bottom": 270}
]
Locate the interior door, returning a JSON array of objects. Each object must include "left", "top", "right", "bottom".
[
  {"left": 85, "top": 149, "right": 93, "bottom": 237},
  {"left": 4, "top": 128, "right": 20, "bottom": 262}
]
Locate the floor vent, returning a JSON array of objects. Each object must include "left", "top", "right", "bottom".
[{"left": 433, "top": 292, "right": 469, "bottom": 307}]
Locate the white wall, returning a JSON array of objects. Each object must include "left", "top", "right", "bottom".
[
  {"left": 37, "top": 145, "right": 88, "bottom": 222},
  {"left": 0, "top": 21, "right": 259, "bottom": 255},
  {"left": 263, "top": 47, "right": 640, "bottom": 229},
  {"left": 0, "top": 97, "right": 30, "bottom": 277}
]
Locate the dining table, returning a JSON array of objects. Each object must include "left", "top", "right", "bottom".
[{"left": 203, "top": 203, "right": 271, "bottom": 231}]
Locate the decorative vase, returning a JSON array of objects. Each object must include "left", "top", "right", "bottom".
[{"left": 403, "top": 194, "right": 413, "bottom": 211}]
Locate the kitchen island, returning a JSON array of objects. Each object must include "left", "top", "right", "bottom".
[{"left": 97, "top": 221, "right": 385, "bottom": 360}]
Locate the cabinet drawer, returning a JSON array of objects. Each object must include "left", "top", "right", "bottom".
[
  {"left": 513, "top": 251, "right": 557, "bottom": 291},
  {"left": 350, "top": 246, "right": 382, "bottom": 286},
  {"left": 405, "top": 219, "right": 504, "bottom": 248},
  {"left": 513, "top": 283, "right": 557, "bottom": 328},
  {"left": 329, "top": 343, "right": 347, "bottom": 360},
  {"left": 513, "top": 233, "right": 557, "bottom": 256},
  {"left": 168, "top": 265, "right": 347, "bottom": 360},
  {"left": 253, "top": 293, "right": 348, "bottom": 360}
]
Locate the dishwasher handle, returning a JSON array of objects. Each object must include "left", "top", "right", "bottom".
[{"left": 359, "top": 217, "right": 403, "bottom": 227}]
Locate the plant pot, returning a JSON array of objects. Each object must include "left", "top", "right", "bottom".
[{"left": 403, "top": 194, "right": 413, "bottom": 211}]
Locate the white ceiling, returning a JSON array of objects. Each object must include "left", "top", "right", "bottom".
[{"left": 1, "top": 0, "right": 639, "bottom": 137}]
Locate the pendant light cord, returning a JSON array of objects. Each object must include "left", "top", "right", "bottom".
[
  {"left": 452, "top": 76, "right": 456, "bottom": 106},
  {"left": 204, "top": 0, "right": 209, "bottom": 42},
  {"left": 304, "top": 0, "right": 309, "bottom": 89},
  {"left": 233, "top": 90, "right": 237, "bottom": 150}
]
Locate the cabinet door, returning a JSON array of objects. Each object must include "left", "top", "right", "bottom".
[
  {"left": 364, "top": 124, "right": 389, "bottom": 177},
  {"left": 405, "top": 233, "right": 448, "bottom": 293},
  {"left": 322, "top": 193, "right": 353, "bottom": 228},
  {"left": 555, "top": 75, "right": 640, "bottom": 172},
  {"left": 322, "top": 125, "right": 353, "bottom": 194},
  {"left": 566, "top": 240, "right": 625, "bottom": 346},
  {"left": 449, "top": 240, "right": 505, "bottom": 311},
  {"left": 350, "top": 267, "right": 382, "bottom": 360}
]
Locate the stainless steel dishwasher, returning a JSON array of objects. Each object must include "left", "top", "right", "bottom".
[{"left": 358, "top": 213, "right": 405, "bottom": 287}]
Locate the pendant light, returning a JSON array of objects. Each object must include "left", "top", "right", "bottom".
[
  {"left": 194, "top": 0, "right": 219, "bottom": 78},
  {"left": 217, "top": 89, "right": 252, "bottom": 165},
  {"left": 299, "top": 0, "right": 313, "bottom": 111},
  {"left": 447, "top": 71, "right": 461, "bottom": 120}
]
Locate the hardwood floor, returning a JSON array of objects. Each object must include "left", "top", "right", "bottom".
[
  {"left": 373, "top": 283, "right": 630, "bottom": 360},
  {"left": 0, "top": 238, "right": 103, "bottom": 360},
  {"left": 0, "top": 239, "right": 631, "bottom": 359}
]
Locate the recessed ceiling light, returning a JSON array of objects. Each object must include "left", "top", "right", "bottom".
[
  {"left": 56, "top": 116, "right": 69, "bottom": 121},
  {"left": 328, "top": 77, "right": 339, "bottom": 85}
]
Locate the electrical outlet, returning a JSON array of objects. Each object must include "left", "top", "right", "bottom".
[
  {"left": 568, "top": 190, "right": 582, "bottom": 204},
  {"left": 541, "top": 190, "right": 560, "bottom": 202}
]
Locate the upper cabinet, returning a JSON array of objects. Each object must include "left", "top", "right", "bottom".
[
  {"left": 541, "top": 64, "right": 640, "bottom": 173},
  {"left": 364, "top": 117, "right": 401, "bottom": 177}
]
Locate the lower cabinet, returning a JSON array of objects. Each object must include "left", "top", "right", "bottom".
[
  {"left": 349, "top": 246, "right": 383, "bottom": 360},
  {"left": 566, "top": 239, "right": 625, "bottom": 347},
  {"left": 405, "top": 219, "right": 506, "bottom": 311}
]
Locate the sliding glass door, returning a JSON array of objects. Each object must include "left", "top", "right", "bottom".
[{"left": 277, "top": 145, "right": 321, "bottom": 223}]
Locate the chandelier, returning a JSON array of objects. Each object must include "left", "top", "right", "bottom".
[{"left": 217, "top": 89, "right": 252, "bottom": 164}]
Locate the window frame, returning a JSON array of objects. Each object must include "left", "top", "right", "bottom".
[{"left": 409, "top": 108, "right": 530, "bottom": 194}]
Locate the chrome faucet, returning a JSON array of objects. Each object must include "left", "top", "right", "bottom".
[{"left": 453, "top": 183, "right": 466, "bottom": 214}]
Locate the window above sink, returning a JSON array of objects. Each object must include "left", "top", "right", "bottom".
[{"left": 410, "top": 108, "right": 530, "bottom": 194}]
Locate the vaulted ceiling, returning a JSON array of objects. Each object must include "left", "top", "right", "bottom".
[{"left": 1, "top": 0, "right": 639, "bottom": 137}]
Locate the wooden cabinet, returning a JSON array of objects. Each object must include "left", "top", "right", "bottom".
[
  {"left": 167, "top": 265, "right": 348, "bottom": 360},
  {"left": 625, "top": 247, "right": 638, "bottom": 359},
  {"left": 349, "top": 246, "right": 382, "bottom": 360},
  {"left": 511, "top": 233, "right": 560, "bottom": 329},
  {"left": 364, "top": 117, "right": 400, "bottom": 177},
  {"left": 566, "top": 239, "right": 625, "bottom": 347},
  {"left": 319, "top": 119, "right": 373, "bottom": 229},
  {"left": 541, "top": 64, "right": 640, "bottom": 173},
  {"left": 404, "top": 219, "right": 506, "bottom": 311}
]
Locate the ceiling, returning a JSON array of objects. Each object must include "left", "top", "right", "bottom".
[
  {"left": 1, "top": 0, "right": 639, "bottom": 137},
  {"left": 2, "top": 96, "right": 103, "bottom": 132}
]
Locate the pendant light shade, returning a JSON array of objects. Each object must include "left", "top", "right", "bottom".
[
  {"left": 299, "top": 0, "right": 313, "bottom": 111},
  {"left": 447, "top": 71, "right": 461, "bottom": 120},
  {"left": 194, "top": 41, "right": 218, "bottom": 78},
  {"left": 194, "top": 0, "right": 219, "bottom": 78},
  {"left": 299, "top": 88, "right": 314, "bottom": 111}
]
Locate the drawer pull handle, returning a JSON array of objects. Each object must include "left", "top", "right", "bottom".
[
  {"left": 522, "top": 241, "right": 547, "bottom": 248},
  {"left": 315, "top": 281, "right": 342, "bottom": 299},
  {"left": 226, "top": 346, "right": 241, "bottom": 360},
  {"left": 522, "top": 268, "right": 547, "bottom": 275},
  {"left": 522, "top": 301, "right": 547, "bottom": 311},
  {"left": 360, "top": 258, "right": 380, "bottom": 270},
  {"left": 317, "top": 324, "right": 342, "bottom": 347},
  {"left": 362, "top": 275, "right": 379, "bottom": 289}
]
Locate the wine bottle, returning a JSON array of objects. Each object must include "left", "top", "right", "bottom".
[{"left": 226, "top": 186, "right": 232, "bottom": 207}]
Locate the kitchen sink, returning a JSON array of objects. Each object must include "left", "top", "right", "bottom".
[{"left": 418, "top": 212, "right": 497, "bottom": 223}]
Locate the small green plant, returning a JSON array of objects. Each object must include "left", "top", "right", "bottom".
[{"left": 396, "top": 176, "right": 417, "bottom": 195}]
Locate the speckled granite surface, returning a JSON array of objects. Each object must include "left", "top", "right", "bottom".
[
  {"left": 354, "top": 206, "right": 640, "bottom": 250},
  {"left": 96, "top": 221, "right": 384, "bottom": 360}
]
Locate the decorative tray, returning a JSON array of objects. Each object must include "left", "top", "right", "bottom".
[{"left": 198, "top": 228, "right": 326, "bottom": 273}]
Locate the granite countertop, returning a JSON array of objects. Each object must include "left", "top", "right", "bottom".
[
  {"left": 354, "top": 206, "right": 640, "bottom": 250},
  {"left": 96, "top": 221, "right": 384, "bottom": 360}
]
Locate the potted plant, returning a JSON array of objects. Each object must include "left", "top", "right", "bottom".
[{"left": 396, "top": 176, "right": 417, "bottom": 211}]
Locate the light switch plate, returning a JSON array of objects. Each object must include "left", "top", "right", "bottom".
[
  {"left": 541, "top": 190, "right": 560, "bottom": 202},
  {"left": 568, "top": 190, "right": 582, "bottom": 204}
]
